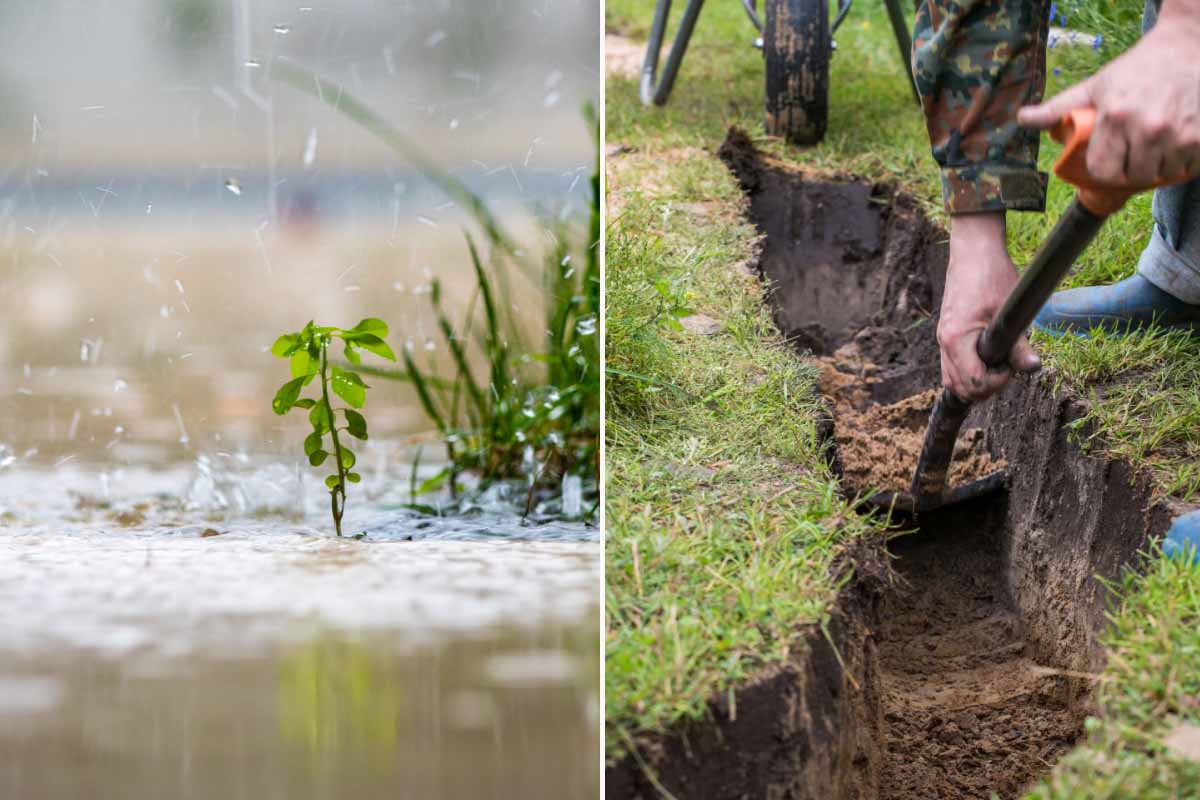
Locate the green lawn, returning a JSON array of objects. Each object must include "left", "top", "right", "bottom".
[{"left": 606, "top": 0, "right": 1200, "bottom": 794}]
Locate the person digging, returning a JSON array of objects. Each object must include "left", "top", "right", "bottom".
[{"left": 914, "top": 0, "right": 1200, "bottom": 560}]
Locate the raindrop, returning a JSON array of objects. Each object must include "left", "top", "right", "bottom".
[
  {"left": 244, "top": 59, "right": 262, "bottom": 69},
  {"left": 449, "top": 118, "right": 460, "bottom": 130},
  {"left": 424, "top": 338, "right": 436, "bottom": 351},
  {"left": 113, "top": 379, "right": 128, "bottom": 393},
  {"left": 224, "top": 178, "right": 242, "bottom": 196},
  {"left": 344, "top": 284, "right": 362, "bottom": 293},
  {"left": 562, "top": 474, "right": 582, "bottom": 518},
  {"left": 392, "top": 281, "right": 406, "bottom": 292},
  {"left": 575, "top": 315, "right": 597, "bottom": 336},
  {"left": 174, "top": 279, "right": 185, "bottom": 294},
  {"left": 273, "top": 24, "right": 291, "bottom": 34},
  {"left": 172, "top": 403, "right": 190, "bottom": 446},
  {"left": 425, "top": 30, "right": 447, "bottom": 47},
  {"left": 543, "top": 92, "right": 561, "bottom": 109},
  {"left": 303, "top": 128, "right": 318, "bottom": 169},
  {"left": 545, "top": 70, "right": 563, "bottom": 89}
]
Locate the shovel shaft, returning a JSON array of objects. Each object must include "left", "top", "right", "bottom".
[
  {"left": 977, "top": 198, "right": 1107, "bottom": 365},
  {"left": 910, "top": 197, "right": 1107, "bottom": 508}
]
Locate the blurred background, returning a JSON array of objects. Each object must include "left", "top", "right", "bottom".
[{"left": 0, "top": 0, "right": 598, "bottom": 464}]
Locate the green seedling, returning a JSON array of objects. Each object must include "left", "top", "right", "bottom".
[{"left": 271, "top": 319, "right": 396, "bottom": 536}]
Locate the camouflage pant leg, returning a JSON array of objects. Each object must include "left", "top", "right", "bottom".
[{"left": 912, "top": 0, "right": 1052, "bottom": 214}]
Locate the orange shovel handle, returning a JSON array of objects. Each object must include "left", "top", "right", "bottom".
[{"left": 1048, "top": 108, "right": 1183, "bottom": 216}]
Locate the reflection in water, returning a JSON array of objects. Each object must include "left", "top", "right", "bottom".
[
  {"left": 0, "top": 626, "right": 599, "bottom": 799},
  {"left": 278, "top": 636, "right": 403, "bottom": 775}
]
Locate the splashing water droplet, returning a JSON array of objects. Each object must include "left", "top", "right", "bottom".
[
  {"left": 244, "top": 59, "right": 262, "bottom": 69},
  {"left": 575, "top": 315, "right": 597, "bottom": 336},
  {"left": 113, "top": 379, "right": 127, "bottom": 393},
  {"left": 224, "top": 178, "right": 242, "bottom": 196},
  {"left": 273, "top": 24, "right": 291, "bottom": 35}
]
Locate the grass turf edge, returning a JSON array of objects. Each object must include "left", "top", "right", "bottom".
[{"left": 604, "top": 142, "right": 880, "bottom": 761}]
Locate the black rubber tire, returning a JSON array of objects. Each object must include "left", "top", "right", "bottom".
[{"left": 764, "top": 0, "right": 830, "bottom": 146}]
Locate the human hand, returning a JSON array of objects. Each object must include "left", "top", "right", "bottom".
[
  {"left": 1018, "top": 12, "right": 1200, "bottom": 187},
  {"left": 938, "top": 213, "right": 1042, "bottom": 402}
]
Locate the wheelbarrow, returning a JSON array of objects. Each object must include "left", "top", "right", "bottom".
[{"left": 641, "top": 0, "right": 919, "bottom": 145}]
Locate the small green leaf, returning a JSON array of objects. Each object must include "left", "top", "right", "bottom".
[
  {"left": 346, "top": 472, "right": 361, "bottom": 484},
  {"left": 295, "top": 398, "right": 316, "bottom": 409},
  {"left": 349, "top": 318, "right": 388, "bottom": 337},
  {"left": 344, "top": 342, "right": 362, "bottom": 365},
  {"left": 309, "top": 403, "right": 333, "bottom": 434},
  {"left": 343, "top": 409, "right": 368, "bottom": 440},
  {"left": 347, "top": 334, "right": 397, "bottom": 362},
  {"left": 331, "top": 366, "right": 367, "bottom": 408},
  {"left": 339, "top": 447, "right": 356, "bottom": 470},
  {"left": 304, "top": 432, "right": 323, "bottom": 457},
  {"left": 272, "top": 377, "right": 307, "bottom": 415},
  {"left": 271, "top": 333, "right": 302, "bottom": 358},
  {"left": 290, "top": 349, "right": 317, "bottom": 379},
  {"left": 325, "top": 474, "right": 341, "bottom": 490},
  {"left": 309, "top": 450, "right": 328, "bottom": 467}
]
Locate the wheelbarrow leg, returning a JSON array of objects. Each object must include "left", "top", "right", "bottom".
[
  {"left": 641, "top": 0, "right": 707, "bottom": 107},
  {"left": 882, "top": 0, "right": 920, "bottom": 105}
]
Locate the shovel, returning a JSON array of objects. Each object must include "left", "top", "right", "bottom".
[{"left": 868, "top": 108, "right": 1170, "bottom": 515}]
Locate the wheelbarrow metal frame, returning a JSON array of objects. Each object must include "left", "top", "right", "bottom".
[{"left": 640, "top": 0, "right": 917, "bottom": 109}]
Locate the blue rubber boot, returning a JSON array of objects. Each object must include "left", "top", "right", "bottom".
[
  {"left": 1032, "top": 274, "right": 1200, "bottom": 337},
  {"left": 1163, "top": 511, "right": 1200, "bottom": 565}
]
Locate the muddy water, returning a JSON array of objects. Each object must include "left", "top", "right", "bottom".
[{"left": 0, "top": 462, "right": 599, "bottom": 798}]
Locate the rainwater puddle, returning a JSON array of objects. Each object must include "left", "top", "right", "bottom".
[{"left": 0, "top": 460, "right": 600, "bottom": 798}]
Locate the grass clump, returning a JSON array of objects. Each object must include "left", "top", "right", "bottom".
[
  {"left": 274, "top": 64, "right": 599, "bottom": 514},
  {"left": 605, "top": 143, "right": 878, "bottom": 758}
]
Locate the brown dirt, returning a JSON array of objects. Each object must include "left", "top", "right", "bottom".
[
  {"left": 817, "top": 342, "right": 1006, "bottom": 494},
  {"left": 879, "top": 502, "right": 1079, "bottom": 799}
]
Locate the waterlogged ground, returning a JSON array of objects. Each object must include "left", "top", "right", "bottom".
[{"left": 0, "top": 457, "right": 599, "bottom": 798}]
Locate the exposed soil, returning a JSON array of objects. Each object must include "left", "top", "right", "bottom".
[
  {"left": 606, "top": 130, "right": 1180, "bottom": 799},
  {"left": 816, "top": 345, "right": 1005, "bottom": 494},
  {"left": 880, "top": 501, "right": 1079, "bottom": 798}
]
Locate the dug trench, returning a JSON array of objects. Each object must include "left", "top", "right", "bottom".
[{"left": 606, "top": 130, "right": 1195, "bottom": 800}]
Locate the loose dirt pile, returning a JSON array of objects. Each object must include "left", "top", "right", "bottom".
[{"left": 817, "top": 342, "right": 1005, "bottom": 494}]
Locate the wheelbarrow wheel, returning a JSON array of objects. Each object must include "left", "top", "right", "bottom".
[{"left": 764, "top": 0, "right": 829, "bottom": 146}]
